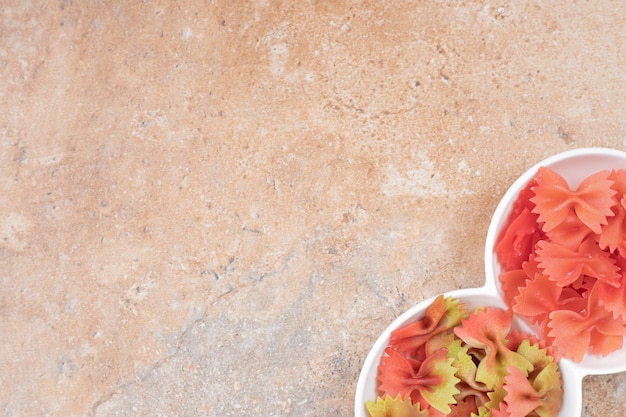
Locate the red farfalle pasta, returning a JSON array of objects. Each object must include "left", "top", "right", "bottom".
[
  {"left": 547, "top": 285, "right": 626, "bottom": 362},
  {"left": 377, "top": 347, "right": 427, "bottom": 399},
  {"left": 377, "top": 347, "right": 460, "bottom": 413},
  {"left": 513, "top": 271, "right": 563, "bottom": 324},
  {"left": 596, "top": 279, "right": 626, "bottom": 320},
  {"left": 597, "top": 257, "right": 626, "bottom": 320},
  {"left": 495, "top": 207, "right": 543, "bottom": 270},
  {"left": 495, "top": 179, "right": 544, "bottom": 270},
  {"left": 496, "top": 166, "right": 626, "bottom": 362},
  {"left": 589, "top": 328, "right": 625, "bottom": 358},
  {"left": 530, "top": 167, "right": 616, "bottom": 234},
  {"left": 505, "top": 329, "right": 540, "bottom": 351},
  {"left": 598, "top": 169, "right": 626, "bottom": 253},
  {"left": 608, "top": 168, "right": 626, "bottom": 196},
  {"left": 390, "top": 296, "right": 466, "bottom": 357},
  {"left": 498, "top": 269, "right": 527, "bottom": 308},
  {"left": 535, "top": 238, "right": 621, "bottom": 288},
  {"left": 598, "top": 200, "right": 626, "bottom": 254},
  {"left": 545, "top": 210, "right": 593, "bottom": 250}
]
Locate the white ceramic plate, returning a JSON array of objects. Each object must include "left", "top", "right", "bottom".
[{"left": 355, "top": 147, "right": 626, "bottom": 417}]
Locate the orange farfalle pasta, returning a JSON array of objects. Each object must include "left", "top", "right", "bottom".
[{"left": 530, "top": 167, "right": 616, "bottom": 234}]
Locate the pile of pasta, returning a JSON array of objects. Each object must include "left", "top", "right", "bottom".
[
  {"left": 367, "top": 296, "right": 562, "bottom": 417},
  {"left": 496, "top": 167, "right": 626, "bottom": 362}
]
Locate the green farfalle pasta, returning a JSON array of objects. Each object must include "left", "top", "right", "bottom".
[{"left": 365, "top": 394, "right": 428, "bottom": 417}]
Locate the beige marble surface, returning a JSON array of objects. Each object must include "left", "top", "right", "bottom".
[{"left": 2, "top": 1, "right": 626, "bottom": 416}]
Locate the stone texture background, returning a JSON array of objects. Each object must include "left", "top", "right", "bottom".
[{"left": 2, "top": 1, "right": 626, "bottom": 416}]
